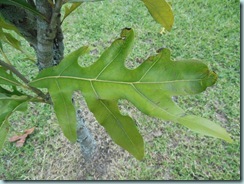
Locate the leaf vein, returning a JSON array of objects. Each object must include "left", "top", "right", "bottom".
[
  {"left": 95, "top": 43, "right": 123, "bottom": 79},
  {"left": 90, "top": 81, "right": 140, "bottom": 155},
  {"left": 131, "top": 83, "right": 176, "bottom": 118}
]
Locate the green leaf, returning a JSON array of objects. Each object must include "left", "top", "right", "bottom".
[
  {"left": 177, "top": 115, "right": 233, "bottom": 143},
  {"left": 0, "top": 86, "right": 8, "bottom": 94},
  {"left": 0, "top": 94, "right": 28, "bottom": 150},
  {"left": 0, "top": 25, "right": 35, "bottom": 62},
  {"left": 0, "top": 86, "right": 14, "bottom": 96},
  {"left": 62, "top": 2, "right": 82, "bottom": 23},
  {"left": 0, "top": 120, "right": 9, "bottom": 151},
  {"left": 0, "top": 0, "right": 45, "bottom": 19},
  {"left": 4, "top": 32, "right": 22, "bottom": 51},
  {"left": 30, "top": 28, "right": 232, "bottom": 159},
  {"left": 0, "top": 16, "right": 20, "bottom": 34},
  {"left": 141, "top": 0, "right": 174, "bottom": 31},
  {"left": 0, "top": 67, "right": 22, "bottom": 86}
]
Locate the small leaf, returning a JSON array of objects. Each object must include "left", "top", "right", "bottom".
[
  {"left": 9, "top": 135, "right": 21, "bottom": 142},
  {"left": 62, "top": 3, "right": 82, "bottom": 23},
  {"left": 9, "top": 127, "right": 35, "bottom": 147},
  {"left": 141, "top": 0, "right": 174, "bottom": 31},
  {"left": 0, "top": 0, "right": 45, "bottom": 19},
  {"left": 24, "top": 127, "right": 35, "bottom": 135}
]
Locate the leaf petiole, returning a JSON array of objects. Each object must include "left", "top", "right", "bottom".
[{"left": 0, "top": 59, "right": 49, "bottom": 102}]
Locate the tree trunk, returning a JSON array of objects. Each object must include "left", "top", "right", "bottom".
[{"left": 0, "top": 1, "right": 97, "bottom": 161}]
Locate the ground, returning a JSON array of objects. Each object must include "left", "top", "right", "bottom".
[{"left": 0, "top": 0, "right": 240, "bottom": 180}]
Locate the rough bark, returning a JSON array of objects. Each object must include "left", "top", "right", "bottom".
[
  {"left": 0, "top": 0, "right": 97, "bottom": 161},
  {"left": 0, "top": 4, "right": 37, "bottom": 48},
  {"left": 76, "top": 109, "right": 97, "bottom": 160},
  {"left": 35, "top": 0, "right": 64, "bottom": 70}
]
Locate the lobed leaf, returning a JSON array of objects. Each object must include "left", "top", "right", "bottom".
[{"left": 30, "top": 28, "right": 232, "bottom": 159}]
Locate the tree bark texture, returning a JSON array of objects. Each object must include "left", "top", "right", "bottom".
[
  {"left": 0, "top": 0, "right": 64, "bottom": 70},
  {"left": 0, "top": 0, "right": 97, "bottom": 160}
]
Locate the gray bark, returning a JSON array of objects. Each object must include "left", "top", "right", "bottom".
[
  {"left": 0, "top": 4, "right": 37, "bottom": 48},
  {"left": 76, "top": 109, "right": 97, "bottom": 160},
  {"left": 35, "top": 0, "right": 64, "bottom": 70},
  {"left": 0, "top": 1, "right": 97, "bottom": 161}
]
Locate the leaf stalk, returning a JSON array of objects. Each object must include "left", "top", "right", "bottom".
[{"left": 0, "top": 59, "right": 50, "bottom": 103}]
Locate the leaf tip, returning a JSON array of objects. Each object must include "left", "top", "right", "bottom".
[
  {"left": 120, "top": 27, "right": 134, "bottom": 39},
  {"left": 224, "top": 135, "right": 234, "bottom": 144},
  {"left": 206, "top": 71, "right": 218, "bottom": 87}
]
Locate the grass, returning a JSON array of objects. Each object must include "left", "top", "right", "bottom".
[{"left": 0, "top": 0, "right": 240, "bottom": 180}]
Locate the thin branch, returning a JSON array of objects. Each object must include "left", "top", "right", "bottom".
[
  {"left": 0, "top": 59, "right": 29, "bottom": 84},
  {"left": 50, "top": 0, "right": 63, "bottom": 29},
  {"left": 0, "top": 59, "right": 49, "bottom": 102}
]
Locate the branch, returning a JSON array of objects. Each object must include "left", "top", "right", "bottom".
[
  {"left": 50, "top": 0, "right": 63, "bottom": 30},
  {"left": 35, "top": 0, "right": 64, "bottom": 70},
  {"left": 0, "top": 59, "right": 49, "bottom": 102}
]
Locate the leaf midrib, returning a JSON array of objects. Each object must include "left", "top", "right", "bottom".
[
  {"left": 90, "top": 81, "right": 141, "bottom": 156},
  {"left": 32, "top": 75, "right": 203, "bottom": 85}
]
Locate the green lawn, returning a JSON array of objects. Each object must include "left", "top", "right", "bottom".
[{"left": 0, "top": 0, "right": 240, "bottom": 180}]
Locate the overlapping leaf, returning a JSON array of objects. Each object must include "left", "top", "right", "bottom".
[
  {"left": 30, "top": 28, "right": 232, "bottom": 160},
  {"left": 0, "top": 60, "right": 29, "bottom": 150},
  {"left": 0, "top": 67, "right": 22, "bottom": 86},
  {"left": 0, "top": 94, "right": 28, "bottom": 150},
  {"left": 0, "top": 30, "right": 22, "bottom": 52},
  {"left": 0, "top": 17, "right": 35, "bottom": 61},
  {"left": 61, "top": 2, "right": 82, "bottom": 23}
]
